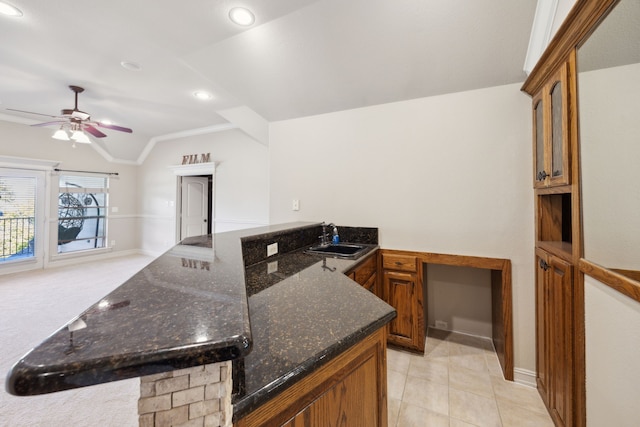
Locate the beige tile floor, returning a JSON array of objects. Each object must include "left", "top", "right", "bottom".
[{"left": 387, "top": 328, "right": 554, "bottom": 427}]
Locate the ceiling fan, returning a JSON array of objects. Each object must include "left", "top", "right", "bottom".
[{"left": 7, "top": 85, "right": 133, "bottom": 139}]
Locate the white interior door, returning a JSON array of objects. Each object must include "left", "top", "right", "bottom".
[{"left": 180, "top": 176, "right": 208, "bottom": 239}]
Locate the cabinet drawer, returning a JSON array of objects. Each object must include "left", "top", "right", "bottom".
[{"left": 382, "top": 253, "right": 417, "bottom": 272}]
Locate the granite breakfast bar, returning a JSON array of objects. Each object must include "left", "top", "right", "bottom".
[{"left": 6, "top": 222, "right": 396, "bottom": 426}]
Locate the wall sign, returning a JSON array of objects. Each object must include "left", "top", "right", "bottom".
[{"left": 181, "top": 153, "right": 211, "bottom": 165}]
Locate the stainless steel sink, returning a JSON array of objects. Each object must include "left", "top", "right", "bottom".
[{"left": 305, "top": 243, "right": 368, "bottom": 259}]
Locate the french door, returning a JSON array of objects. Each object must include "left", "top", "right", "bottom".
[{"left": 0, "top": 168, "right": 46, "bottom": 271}]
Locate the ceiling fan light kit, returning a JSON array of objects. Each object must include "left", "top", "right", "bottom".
[
  {"left": 6, "top": 85, "right": 133, "bottom": 145},
  {"left": 52, "top": 128, "right": 70, "bottom": 141},
  {"left": 70, "top": 130, "right": 91, "bottom": 144}
]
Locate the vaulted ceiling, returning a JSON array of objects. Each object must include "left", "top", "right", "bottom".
[{"left": 0, "top": 0, "right": 537, "bottom": 163}]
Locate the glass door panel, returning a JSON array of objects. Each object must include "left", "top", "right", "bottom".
[
  {"left": 0, "top": 168, "right": 44, "bottom": 269},
  {"left": 550, "top": 81, "right": 565, "bottom": 179}
]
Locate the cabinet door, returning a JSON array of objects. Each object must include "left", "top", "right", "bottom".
[
  {"left": 533, "top": 62, "right": 571, "bottom": 188},
  {"left": 384, "top": 270, "right": 424, "bottom": 352},
  {"left": 354, "top": 255, "right": 378, "bottom": 293},
  {"left": 535, "top": 252, "right": 552, "bottom": 406},
  {"left": 548, "top": 255, "right": 573, "bottom": 427},
  {"left": 536, "top": 251, "right": 574, "bottom": 427},
  {"left": 282, "top": 354, "right": 380, "bottom": 427}
]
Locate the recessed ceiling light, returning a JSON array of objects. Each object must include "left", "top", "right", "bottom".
[
  {"left": 193, "top": 91, "right": 213, "bottom": 101},
  {"left": 229, "top": 7, "right": 255, "bottom": 26},
  {"left": 0, "top": 1, "right": 23, "bottom": 17},
  {"left": 120, "top": 61, "right": 141, "bottom": 71}
]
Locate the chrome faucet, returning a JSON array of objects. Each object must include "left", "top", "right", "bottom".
[{"left": 320, "top": 222, "right": 339, "bottom": 246}]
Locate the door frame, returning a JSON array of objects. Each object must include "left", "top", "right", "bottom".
[
  {"left": 0, "top": 156, "right": 59, "bottom": 274},
  {"left": 170, "top": 162, "right": 216, "bottom": 242}
]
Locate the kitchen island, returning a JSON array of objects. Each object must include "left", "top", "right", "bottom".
[{"left": 6, "top": 222, "right": 395, "bottom": 427}]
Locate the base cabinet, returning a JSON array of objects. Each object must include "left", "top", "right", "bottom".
[
  {"left": 234, "top": 328, "right": 389, "bottom": 427},
  {"left": 347, "top": 252, "right": 379, "bottom": 297},
  {"left": 282, "top": 354, "right": 378, "bottom": 427},
  {"left": 381, "top": 253, "right": 424, "bottom": 352},
  {"left": 536, "top": 249, "right": 574, "bottom": 427}
]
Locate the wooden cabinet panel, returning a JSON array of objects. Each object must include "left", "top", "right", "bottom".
[
  {"left": 535, "top": 252, "right": 551, "bottom": 406},
  {"left": 385, "top": 271, "right": 415, "bottom": 340},
  {"left": 549, "top": 255, "right": 573, "bottom": 427},
  {"left": 347, "top": 252, "right": 379, "bottom": 297},
  {"left": 383, "top": 270, "right": 424, "bottom": 352},
  {"left": 536, "top": 249, "right": 574, "bottom": 427},
  {"left": 362, "top": 272, "right": 377, "bottom": 294},
  {"left": 236, "top": 328, "right": 388, "bottom": 427},
  {"left": 284, "top": 355, "right": 378, "bottom": 427}
]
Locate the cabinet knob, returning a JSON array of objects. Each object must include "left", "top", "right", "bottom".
[
  {"left": 539, "top": 259, "right": 549, "bottom": 271},
  {"left": 537, "top": 171, "right": 549, "bottom": 181}
]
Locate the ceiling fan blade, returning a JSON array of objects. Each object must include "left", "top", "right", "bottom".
[
  {"left": 31, "top": 120, "right": 67, "bottom": 127},
  {"left": 83, "top": 124, "right": 107, "bottom": 138},
  {"left": 95, "top": 122, "right": 133, "bottom": 133},
  {"left": 6, "top": 108, "right": 58, "bottom": 118}
]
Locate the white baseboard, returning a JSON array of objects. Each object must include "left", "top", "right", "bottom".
[
  {"left": 46, "top": 249, "right": 151, "bottom": 269},
  {"left": 138, "top": 248, "right": 164, "bottom": 258},
  {"left": 513, "top": 367, "right": 537, "bottom": 388}
]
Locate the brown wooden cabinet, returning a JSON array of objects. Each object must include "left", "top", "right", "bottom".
[
  {"left": 347, "top": 252, "right": 379, "bottom": 296},
  {"left": 235, "top": 327, "right": 389, "bottom": 427},
  {"left": 526, "top": 52, "right": 583, "bottom": 426},
  {"left": 536, "top": 249, "right": 574, "bottom": 427},
  {"left": 533, "top": 62, "right": 571, "bottom": 189},
  {"left": 380, "top": 253, "right": 424, "bottom": 352}
]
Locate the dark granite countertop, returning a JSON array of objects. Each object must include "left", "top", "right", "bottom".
[
  {"left": 6, "top": 222, "right": 395, "bottom": 416},
  {"left": 234, "top": 245, "right": 395, "bottom": 420}
]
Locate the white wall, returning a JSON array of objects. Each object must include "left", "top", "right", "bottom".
[
  {"left": 580, "top": 62, "right": 640, "bottom": 427},
  {"left": 584, "top": 275, "right": 640, "bottom": 426},
  {"left": 579, "top": 63, "right": 640, "bottom": 270},
  {"left": 0, "top": 121, "right": 140, "bottom": 264},
  {"left": 426, "top": 265, "right": 492, "bottom": 337},
  {"left": 269, "top": 82, "right": 535, "bottom": 372},
  {"left": 137, "top": 129, "right": 269, "bottom": 255}
]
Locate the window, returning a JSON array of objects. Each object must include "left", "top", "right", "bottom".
[
  {"left": 57, "top": 174, "right": 108, "bottom": 254},
  {"left": 0, "top": 173, "right": 37, "bottom": 262}
]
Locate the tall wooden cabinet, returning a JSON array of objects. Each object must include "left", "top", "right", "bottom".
[
  {"left": 521, "top": 1, "right": 608, "bottom": 424},
  {"left": 527, "top": 52, "right": 582, "bottom": 427}
]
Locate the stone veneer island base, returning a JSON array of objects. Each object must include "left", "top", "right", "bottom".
[{"left": 138, "top": 361, "right": 232, "bottom": 427}]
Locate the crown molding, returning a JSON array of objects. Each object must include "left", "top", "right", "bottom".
[
  {"left": 136, "top": 123, "right": 238, "bottom": 165},
  {"left": 523, "top": 0, "right": 559, "bottom": 75}
]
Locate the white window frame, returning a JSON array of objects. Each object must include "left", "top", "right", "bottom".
[
  {"left": 52, "top": 172, "right": 110, "bottom": 260},
  {"left": 0, "top": 156, "right": 58, "bottom": 274}
]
